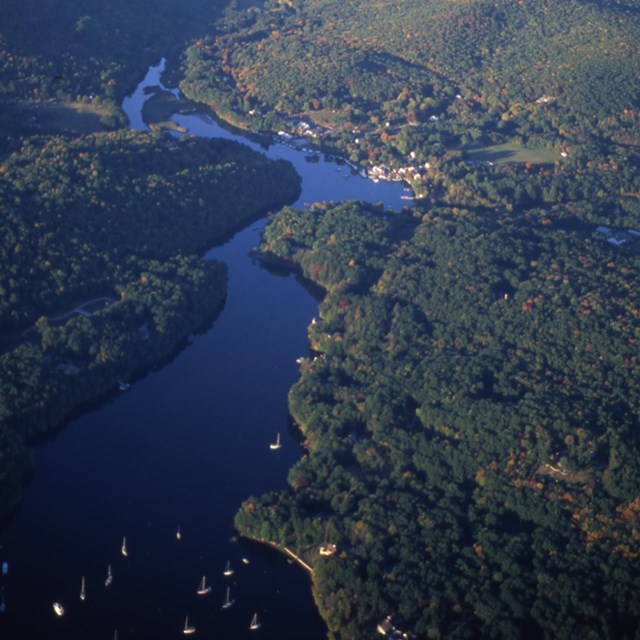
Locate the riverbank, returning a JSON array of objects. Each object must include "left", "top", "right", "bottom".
[
  {"left": 0, "top": 261, "right": 227, "bottom": 521},
  {"left": 0, "top": 125, "right": 302, "bottom": 525},
  {"left": 241, "top": 536, "right": 315, "bottom": 575}
]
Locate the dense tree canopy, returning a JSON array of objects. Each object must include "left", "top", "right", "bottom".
[{"left": 236, "top": 201, "right": 640, "bottom": 639}]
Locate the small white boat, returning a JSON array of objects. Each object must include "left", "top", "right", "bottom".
[
  {"left": 53, "top": 602, "right": 64, "bottom": 617},
  {"left": 223, "top": 560, "right": 234, "bottom": 577},
  {"left": 249, "top": 612, "right": 261, "bottom": 630},
  {"left": 105, "top": 564, "right": 113, "bottom": 587},
  {"left": 176, "top": 525, "right": 182, "bottom": 541},
  {"left": 221, "top": 586, "right": 234, "bottom": 610},
  {"left": 183, "top": 615, "right": 196, "bottom": 635},
  {"left": 269, "top": 433, "right": 282, "bottom": 450},
  {"left": 196, "top": 576, "right": 211, "bottom": 596},
  {"left": 80, "top": 575, "right": 86, "bottom": 601},
  {"left": 241, "top": 557, "right": 250, "bottom": 565},
  {"left": 121, "top": 536, "right": 128, "bottom": 557}
]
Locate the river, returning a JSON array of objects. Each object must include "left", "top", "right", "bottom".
[{"left": 0, "top": 60, "right": 408, "bottom": 639}]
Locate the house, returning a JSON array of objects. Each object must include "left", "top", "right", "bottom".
[{"left": 319, "top": 544, "right": 337, "bottom": 556}]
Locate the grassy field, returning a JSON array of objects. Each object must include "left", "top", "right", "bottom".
[
  {"left": 0, "top": 100, "right": 116, "bottom": 137},
  {"left": 466, "top": 142, "right": 558, "bottom": 165}
]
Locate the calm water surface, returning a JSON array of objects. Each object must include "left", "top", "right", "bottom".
[{"left": 0, "top": 60, "right": 407, "bottom": 639}]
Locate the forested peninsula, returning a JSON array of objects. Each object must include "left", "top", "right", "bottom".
[
  {"left": 176, "top": 0, "right": 640, "bottom": 637},
  {"left": 0, "top": 0, "right": 300, "bottom": 518},
  {"left": 242, "top": 200, "right": 640, "bottom": 639}
]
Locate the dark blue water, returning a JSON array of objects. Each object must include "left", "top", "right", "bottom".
[{"left": 0, "top": 61, "right": 408, "bottom": 639}]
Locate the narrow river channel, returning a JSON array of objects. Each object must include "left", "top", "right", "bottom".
[{"left": 0, "top": 61, "right": 407, "bottom": 639}]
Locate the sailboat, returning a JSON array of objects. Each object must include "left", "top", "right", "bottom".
[
  {"left": 221, "top": 586, "right": 234, "bottom": 610},
  {"left": 121, "top": 536, "right": 128, "bottom": 557},
  {"left": 80, "top": 575, "right": 86, "bottom": 601},
  {"left": 249, "top": 612, "right": 261, "bottom": 630},
  {"left": 269, "top": 433, "right": 282, "bottom": 450},
  {"left": 196, "top": 576, "right": 211, "bottom": 596},
  {"left": 183, "top": 615, "right": 196, "bottom": 635},
  {"left": 176, "top": 525, "right": 182, "bottom": 541},
  {"left": 223, "top": 560, "right": 234, "bottom": 577},
  {"left": 105, "top": 564, "right": 113, "bottom": 587},
  {"left": 53, "top": 602, "right": 65, "bottom": 617}
]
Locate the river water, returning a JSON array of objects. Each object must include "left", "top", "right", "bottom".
[{"left": 0, "top": 61, "right": 407, "bottom": 639}]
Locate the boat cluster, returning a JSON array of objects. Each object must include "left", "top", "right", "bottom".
[
  {"left": 184, "top": 557, "right": 260, "bottom": 634},
  {"left": 48, "top": 528, "right": 262, "bottom": 636}
]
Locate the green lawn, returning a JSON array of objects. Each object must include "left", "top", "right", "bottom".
[
  {"left": 0, "top": 100, "right": 116, "bottom": 137},
  {"left": 466, "top": 142, "right": 558, "bottom": 164}
]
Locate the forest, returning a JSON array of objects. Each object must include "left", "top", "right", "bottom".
[
  {"left": 237, "top": 200, "right": 640, "bottom": 639},
  {"left": 179, "top": 0, "right": 640, "bottom": 206}
]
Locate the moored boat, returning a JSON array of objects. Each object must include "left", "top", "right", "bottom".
[
  {"left": 221, "top": 586, "right": 234, "bottom": 610},
  {"left": 196, "top": 576, "right": 211, "bottom": 596},
  {"left": 269, "top": 433, "right": 282, "bottom": 450},
  {"left": 249, "top": 612, "right": 261, "bottom": 630},
  {"left": 183, "top": 615, "right": 196, "bottom": 635}
]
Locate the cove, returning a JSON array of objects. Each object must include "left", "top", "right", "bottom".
[{"left": 0, "top": 61, "right": 407, "bottom": 639}]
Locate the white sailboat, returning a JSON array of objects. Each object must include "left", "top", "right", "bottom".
[
  {"left": 221, "top": 586, "right": 234, "bottom": 610},
  {"left": 249, "top": 612, "right": 261, "bottom": 630},
  {"left": 176, "top": 525, "right": 182, "bottom": 541},
  {"left": 80, "top": 575, "right": 86, "bottom": 601},
  {"left": 121, "top": 536, "right": 128, "bottom": 557},
  {"left": 196, "top": 576, "right": 211, "bottom": 596},
  {"left": 52, "top": 602, "right": 64, "bottom": 617},
  {"left": 183, "top": 615, "right": 196, "bottom": 635},
  {"left": 105, "top": 564, "right": 113, "bottom": 587},
  {"left": 269, "top": 433, "right": 282, "bottom": 450},
  {"left": 223, "top": 560, "right": 234, "bottom": 577}
]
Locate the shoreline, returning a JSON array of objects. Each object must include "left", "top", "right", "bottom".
[{"left": 240, "top": 535, "right": 315, "bottom": 575}]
